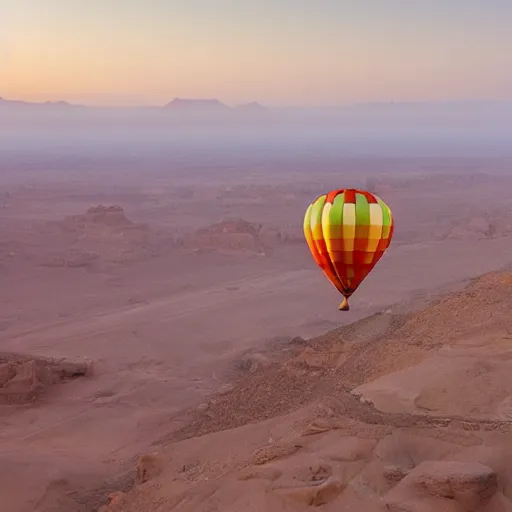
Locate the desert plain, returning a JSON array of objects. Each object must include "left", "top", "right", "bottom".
[{"left": 3, "top": 140, "right": 512, "bottom": 511}]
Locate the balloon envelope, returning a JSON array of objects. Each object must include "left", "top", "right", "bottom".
[{"left": 303, "top": 188, "right": 394, "bottom": 311}]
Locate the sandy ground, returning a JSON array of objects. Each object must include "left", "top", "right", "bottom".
[{"left": 2, "top": 160, "right": 512, "bottom": 511}]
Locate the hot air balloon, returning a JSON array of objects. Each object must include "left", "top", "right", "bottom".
[{"left": 303, "top": 188, "right": 394, "bottom": 311}]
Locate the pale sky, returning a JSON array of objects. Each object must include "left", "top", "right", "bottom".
[{"left": 1, "top": 0, "right": 511, "bottom": 106}]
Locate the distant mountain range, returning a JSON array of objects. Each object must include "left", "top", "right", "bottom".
[
  {"left": 1, "top": 96, "right": 511, "bottom": 116},
  {"left": 0, "top": 96, "right": 267, "bottom": 112}
]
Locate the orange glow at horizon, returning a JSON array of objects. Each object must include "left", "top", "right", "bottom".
[{"left": 2, "top": 1, "right": 511, "bottom": 106}]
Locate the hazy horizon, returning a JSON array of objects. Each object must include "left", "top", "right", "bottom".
[
  {"left": 2, "top": 98, "right": 512, "bottom": 162},
  {"left": 2, "top": 1, "right": 512, "bottom": 161}
]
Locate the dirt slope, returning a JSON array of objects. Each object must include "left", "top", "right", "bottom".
[{"left": 90, "top": 270, "right": 512, "bottom": 511}]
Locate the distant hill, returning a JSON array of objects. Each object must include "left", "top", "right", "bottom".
[
  {"left": 0, "top": 97, "right": 82, "bottom": 109},
  {"left": 164, "top": 97, "right": 231, "bottom": 112},
  {"left": 2, "top": 96, "right": 512, "bottom": 116},
  {"left": 236, "top": 101, "right": 267, "bottom": 112}
]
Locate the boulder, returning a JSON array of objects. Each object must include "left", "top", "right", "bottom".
[
  {"left": 276, "top": 476, "right": 344, "bottom": 506},
  {"left": 384, "top": 460, "right": 498, "bottom": 511},
  {"left": 136, "top": 453, "right": 163, "bottom": 484}
]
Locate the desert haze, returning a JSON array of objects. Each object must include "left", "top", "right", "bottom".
[{"left": 3, "top": 101, "right": 512, "bottom": 511}]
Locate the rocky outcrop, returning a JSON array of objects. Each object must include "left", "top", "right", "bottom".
[
  {"left": 0, "top": 352, "right": 90, "bottom": 404},
  {"left": 52, "top": 205, "right": 150, "bottom": 263},
  {"left": 179, "top": 218, "right": 269, "bottom": 255}
]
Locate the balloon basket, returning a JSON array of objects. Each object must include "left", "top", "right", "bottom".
[{"left": 339, "top": 297, "right": 350, "bottom": 311}]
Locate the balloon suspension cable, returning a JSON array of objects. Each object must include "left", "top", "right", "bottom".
[{"left": 339, "top": 296, "right": 350, "bottom": 311}]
